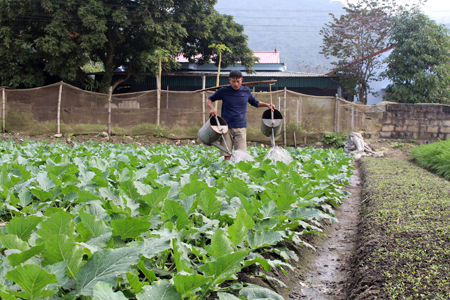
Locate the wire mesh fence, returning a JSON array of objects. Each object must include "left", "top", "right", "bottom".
[{"left": 0, "top": 82, "right": 386, "bottom": 145}]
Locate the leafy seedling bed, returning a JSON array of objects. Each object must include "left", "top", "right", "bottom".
[{"left": 345, "top": 158, "right": 450, "bottom": 299}]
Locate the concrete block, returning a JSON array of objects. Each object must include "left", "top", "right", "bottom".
[
  {"left": 437, "top": 112, "right": 450, "bottom": 119},
  {"left": 379, "top": 132, "right": 393, "bottom": 138},
  {"left": 429, "top": 120, "right": 441, "bottom": 127},
  {"left": 397, "top": 111, "right": 410, "bottom": 119},
  {"left": 418, "top": 132, "right": 433, "bottom": 139},
  {"left": 440, "top": 127, "right": 450, "bottom": 133},
  {"left": 395, "top": 125, "right": 408, "bottom": 131},
  {"left": 443, "top": 106, "right": 450, "bottom": 114},
  {"left": 382, "top": 117, "right": 392, "bottom": 125},
  {"left": 426, "top": 126, "right": 439, "bottom": 133},
  {"left": 382, "top": 125, "right": 395, "bottom": 132},
  {"left": 387, "top": 104, "right": 403, "bottom": 111},
  {"left": 407, "top": 126, "right": 420, "bottom": 132},
  {"left": 405, "top": 132, "right": 416, "bottom": 139},
  {"left": 443, "top": 120, "right": 450, "bottom": 127},
  {"left": 425, "top": 113, "right": 437, "bottom": 119},
  {"left": 428, "top": 105, "right": 442, "bottom": 113},
  {"left": 405, "top": 119, "right": 419, "bottom": 126},
  {"left": 410, "top": 112, "right": 425, "bottom": 119}
]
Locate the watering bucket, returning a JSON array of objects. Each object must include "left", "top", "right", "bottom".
[
  {"left": 198, "top": 115, "right": 229, "bottom": 146},
  {"left": 261, "top": 109, "right": 283, "bottom": 137}
]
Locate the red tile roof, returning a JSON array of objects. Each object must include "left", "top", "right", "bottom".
[
  {"left": 175, "top": 50, "right": 281, "bottom": 64},
  {"left": 254, "top": 51, "right": 280, "bottom": 63}
]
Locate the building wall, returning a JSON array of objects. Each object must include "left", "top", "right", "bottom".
[{"left": 380, "top": 103, "right": 450, "bottom": 140}]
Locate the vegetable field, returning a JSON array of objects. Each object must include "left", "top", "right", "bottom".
[{"left": 0, "top": 140, "right": 353, "bottom": 300}]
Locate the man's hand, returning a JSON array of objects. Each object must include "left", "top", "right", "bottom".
[
  {"left": 258, "top": 102, "right": 276, "bottom": 111},
  {"left": 267, "top": 103, "right": 276, "bottom": 111},
  {"left": 206, "top": 99, "right": 217, "bottom": 117}
]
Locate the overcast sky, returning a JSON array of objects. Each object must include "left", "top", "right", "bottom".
[{"left": 333, "top": 0, "right": 450, "bottom": 24}]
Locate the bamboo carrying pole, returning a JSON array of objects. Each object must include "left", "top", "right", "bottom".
[
  {"left": 57, "top": 82, "right": 63, "bottom": 134},
  {"left": 107, "top": 86, "right": 113, "bottom": 136},
  {"left": 2, "top": 88, "right": 5, "bottom": 133},
  {"left": 195, "top": 80, "right": 277, "bottom": 92}
]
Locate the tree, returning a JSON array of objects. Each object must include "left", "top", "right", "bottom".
[
  {"left": 209, "top": 44, "right": 232, "bottom": 87},
  {"left": 320, "top": 0, "right": 395, "bottom": 104},
  {"left": 320, "top": 0, "right": 425, "bottom": 104},
  {"left": 0, "top": 0, "right": 256, "bottom": 93},
  {"left": 382, "top": 9, "right": 450, "bottom": 104}
]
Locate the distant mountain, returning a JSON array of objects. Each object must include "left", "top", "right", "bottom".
[{"left": 214, "top": 0, "right": 345, "bottom": 72}]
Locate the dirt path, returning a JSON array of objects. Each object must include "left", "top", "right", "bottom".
[{"left": 290, "top": 163, "right": 362, "bottom": 300}]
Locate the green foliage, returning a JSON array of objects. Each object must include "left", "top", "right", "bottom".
[
  {"left": 411, "top": 139, "right": 450, "bottom": 179},
  {"left": 383, "top": 9, "right": 450, "bottom": 104},
  {"left": 321, "top": 132, "right": 347, "bottom": 148},
  {"left": 0, "top": 0, "right": 255, "bottom": 91},
  {"left": 0, "top": 140, "right": 353, "bottom": 299},
  {"left": 320, "top": 0, "right": 393, "bottom": 104}
]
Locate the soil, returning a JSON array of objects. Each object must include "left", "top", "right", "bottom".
[{"left": 0, "top": 132, "right": 417, "bottom": 299}]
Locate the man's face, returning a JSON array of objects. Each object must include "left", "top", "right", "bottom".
[{"left": 229, "top": 77, "right": 243, "bottom": 90}]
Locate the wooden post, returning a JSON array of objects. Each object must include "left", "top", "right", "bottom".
[
  {"left": 57, "top": 82, "right": 63, "bottom": 134},
  {"left": 156, "top": 72, "right": 161, "bottom": 127},
  {"left": 334, "top": 94, "right": 339, "bottom": 133},
  {"left": 202, "top": 75, "right": 206, "bottom": 124},
  {"left": 283, "top": 87, "right": 287, "bottom": 147},
  {"left": 293, "top": 132, "right": 296, "bottom": 148},
  {"left": 107, "top": 86, "right": 112, "bottom": 136},
  {"left": 2, "top": 88, "right": 5, "bottom": 133},
  {"left": 351, "top": 104, "right": 354, "bottom": 130},
  {"left": 299, "top": 96, "right": 302, "bottom": 130}
]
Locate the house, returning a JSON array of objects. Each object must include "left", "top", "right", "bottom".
[{"left": 107, "top": 48, "right": 349, "bottom": 99}]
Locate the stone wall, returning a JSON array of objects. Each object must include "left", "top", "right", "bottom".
[{"left": 380, "top": 103, "right": 450, "bottom": 140}]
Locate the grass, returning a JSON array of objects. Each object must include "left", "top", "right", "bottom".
[
  {"left": 411, "top": 138, "right": 450, "bottom": 180},
  {"left": 350, "top": 158, "right": 450, "bottom": 299}
]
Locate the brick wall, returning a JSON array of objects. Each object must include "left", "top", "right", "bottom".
[{"left": 380, "top": 103, "right": 450, "bottom": 140}]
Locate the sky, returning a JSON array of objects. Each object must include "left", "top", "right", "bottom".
[
  {"left": 333, "top": 0, "right": 450, "bottom": 24},
  {"left": 422, "top": 0, "right": 450, "bottom": 23}
]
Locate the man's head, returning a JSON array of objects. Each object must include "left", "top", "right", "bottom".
[{"left": 228, "top": 70, "right": 243, "bottom": 90}]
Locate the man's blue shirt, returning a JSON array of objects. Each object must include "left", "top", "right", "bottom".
[{"left": 208, "top": 85, "right": 259, "bottom": 128}]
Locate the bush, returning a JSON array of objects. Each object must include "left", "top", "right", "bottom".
[{"left": 321, "top": 132, "right": 346, "bottom": 148}]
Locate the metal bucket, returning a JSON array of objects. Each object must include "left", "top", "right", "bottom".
[
  {"left": 198, "top": 115, "right": 229, "bottom": 146},
  {"left": 261, "top": 109, "right": 283, "bottom": 137}
]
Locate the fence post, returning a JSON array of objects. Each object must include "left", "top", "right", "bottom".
[
  {"left": 156, "top": 75, "right": 161, "bottom": 127},
  {"left": 2, "top": 88, "right": 5, "bottom": 133},
  {"left": 202, "top": 75, "right": 206, "bottom": 124},
  {"left": 351, "top": 104, "right": 354, "bottom": 130},
  {"left": 334, "top": 94, "right": 339, "bottom": 133},
  {"left": 57, "top": 81, "right": 63, "bottom": 134},
  {"left": 283, "top": 87, "right": 287, "bottom": 147},
  {"left": 107, "top": 86, "right": 112, "bottom": 136}
]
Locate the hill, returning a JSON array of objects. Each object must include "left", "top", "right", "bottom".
[{"left": 214, "top": 0, "right": 345, "bottom": 72}]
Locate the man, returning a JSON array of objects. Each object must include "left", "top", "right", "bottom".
[{"left": 206, "top": 70, "right": 276, "bottom": 160}]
